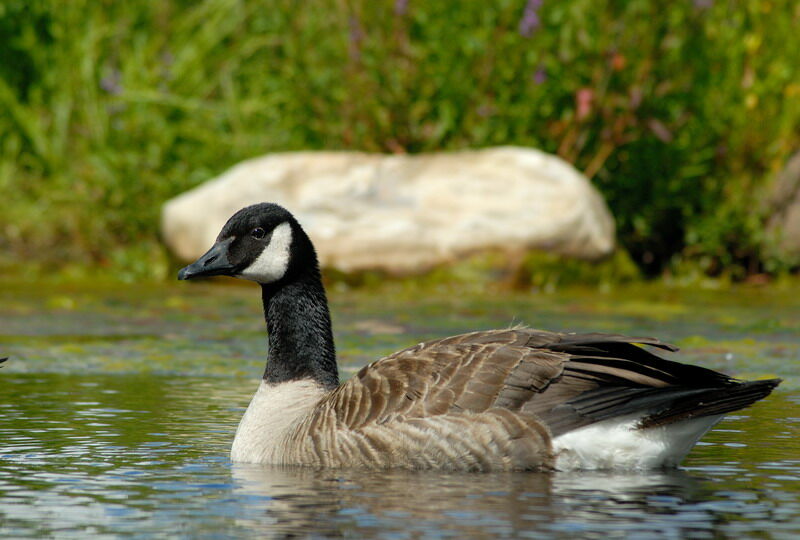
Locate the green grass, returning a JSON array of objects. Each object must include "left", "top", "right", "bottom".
[{"left": 1, "top": 0, "right": 799, "bottom": 281}]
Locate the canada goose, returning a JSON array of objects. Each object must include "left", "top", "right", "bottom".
[{"left": 178, "top": 203, "right": 780, "bottom": 471}]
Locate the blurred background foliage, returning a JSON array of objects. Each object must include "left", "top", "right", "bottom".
[{"left": 0, "top": 0, "right": 798, "bottom": 281}]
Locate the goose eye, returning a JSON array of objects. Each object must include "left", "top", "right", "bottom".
[{"left": 251, "top": 227, "right": 266, "bottom": 239}]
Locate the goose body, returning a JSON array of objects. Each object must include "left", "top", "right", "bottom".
[{"left": 178, "top": 203, "right": 780, "bottom": 471}]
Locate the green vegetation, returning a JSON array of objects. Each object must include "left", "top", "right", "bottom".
[{"left": 1, "top": 0, "right": 799, "bottom": 281}]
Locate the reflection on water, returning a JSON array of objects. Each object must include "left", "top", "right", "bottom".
[
  {"left": 1, "top": 373, "right": 798, "bottom": 538},
  {"left": 231, "top": 465, "right": 555, "bottom": 537},
  {"left": 230, "top": 464, "right": 800, "bottom": 538},
  {"left": 230, "top": 465, "right": 701, "bottom": 538}
]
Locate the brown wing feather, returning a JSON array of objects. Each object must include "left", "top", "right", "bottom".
[
  {"left": 294, "top": 328, "right": 777, "bottom": 469},
  {"left": 326, "top": 328, "right": 761, "bottom": 428}
]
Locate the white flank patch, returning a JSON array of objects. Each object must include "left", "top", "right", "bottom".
[
  {"left": 231, "top": 379, "right": 328, "bottom": 463},
  {"left": 238, "top": 222, "right": 293, "bottom": 284},
  {"left": 553, "top": 414, "right": 723, "bottom": 470}
]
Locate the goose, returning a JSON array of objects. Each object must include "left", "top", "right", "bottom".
[{"left": 177, "top": 202, "right": 780, "bottom": 471}]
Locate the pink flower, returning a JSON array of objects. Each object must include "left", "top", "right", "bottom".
[{"left": 576, "top": 88, "right": 594, "bottom": 120}]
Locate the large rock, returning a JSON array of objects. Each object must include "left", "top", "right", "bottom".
[
  {"left": 767, "top": 150, "right": 800, "bottom": 263},
  {"left": 162, "top": 147, "right": 615, "bottom": 274}
]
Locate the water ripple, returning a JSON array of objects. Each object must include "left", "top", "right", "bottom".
[{"left": 0, "top": 373, "right": 798, "bottom": 538}]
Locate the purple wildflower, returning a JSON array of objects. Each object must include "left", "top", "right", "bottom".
[
  {"left": 519, "top": 0, "right": 543, "bottom": 38},
  {"left": 647, "top": 118, "right": 673, "bottom": 143},
  {"left": 532, "top": 65, "right": 547, "bottom": 84},
  {"left": 693, "top": 0, "right": 713, "bottom": 9},
  {"left": 348, "top": 15, "right": 365, "bottom": 61},
  {"left": 100, "top": 69, "right": 123, "bottom": 95},
  {"left": 394, "top": 0, "right": 409, "bottom": 16},
  {"left": 161, "top": 51, "right": 175, "bottom": 82},
  {"left": 477, "top": 104, "right": 494, "bottom": 118}
]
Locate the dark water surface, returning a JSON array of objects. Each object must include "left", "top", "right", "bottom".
[{"left": 1, "top": 280, "right": 799, "bottom": 538}]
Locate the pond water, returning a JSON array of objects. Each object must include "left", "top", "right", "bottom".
[{"left": 1, "top": 280, "right": 799, "bottom": 537}]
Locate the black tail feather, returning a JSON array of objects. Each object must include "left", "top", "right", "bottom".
[
  {"left": 638, "top": 378, "right": 782, "bottom": 429},
  {"left": 547, "top": 336, "right": 736, "bottom": 388}
]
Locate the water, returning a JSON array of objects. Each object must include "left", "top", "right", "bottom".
[{"left": 1, "top": 280, "right": 799, "bottom": 537}]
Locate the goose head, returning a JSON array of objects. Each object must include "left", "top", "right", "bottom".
[{"left": 177, "top": 203, "right": 314, "bottom": 284}]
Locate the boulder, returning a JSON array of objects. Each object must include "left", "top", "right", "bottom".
[
  {"left": 766, "top": 150, "right": 800, "bottom": 263},
  {"left": 161, "top": 147, "right": 615, "bottom": 274}
]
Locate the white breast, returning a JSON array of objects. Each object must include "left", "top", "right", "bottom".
[{"left": 230, "top": 379, "right": 327, "bottom": 463}]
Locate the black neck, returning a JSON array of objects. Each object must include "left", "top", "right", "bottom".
[{"left": 260, "top": 269, "right": 339, "bottom": 389}]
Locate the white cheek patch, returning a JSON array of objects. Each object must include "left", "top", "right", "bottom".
[{"left": 238, "top": 222, "right": 293, "bottom": 283}]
